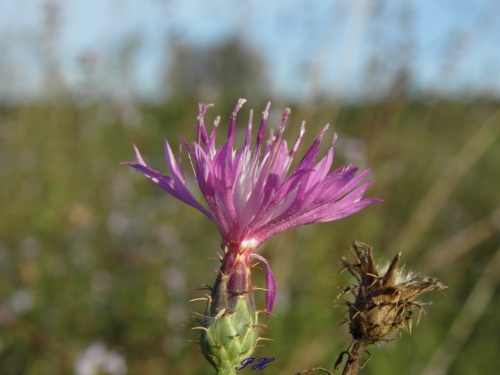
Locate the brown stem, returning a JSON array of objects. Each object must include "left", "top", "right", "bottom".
[
  {"left": 337, "top": 341, "right": 368, "bottom": 375},
  {"left": 295, "top": 368, "right": 334, "bottom": 375}
]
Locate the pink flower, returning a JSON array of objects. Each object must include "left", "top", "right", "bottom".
[{"left": 124, "top": 99, "right": 381, "bottom": 314}]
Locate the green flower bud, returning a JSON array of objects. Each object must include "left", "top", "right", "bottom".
[{"left": 196, "top": 249, "right": 262, "bottom": 375}]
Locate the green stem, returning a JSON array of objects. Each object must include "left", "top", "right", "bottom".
[{"left": 216, "top": 370, "right": 236, "bottom": 375}]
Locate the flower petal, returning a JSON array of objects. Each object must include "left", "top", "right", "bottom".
[
  {"left": 124, "top": 101, "right": 381, "bottom": 248},
  {"left": 250, "top": 253, "right": 277, "bottom": 320}
]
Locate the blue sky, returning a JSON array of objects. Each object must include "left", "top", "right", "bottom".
[{"left": 0, "top": 0, "right": 499, "bottom": 101}]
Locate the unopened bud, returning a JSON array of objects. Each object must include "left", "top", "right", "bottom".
[{"left": 196, "top": 249, "right": 261, "bottom": 375}]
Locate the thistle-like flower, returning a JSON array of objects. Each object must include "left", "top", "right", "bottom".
[
  {"left": 335, "top": 241, "right": 446, "bottom": 375},
  {"left": 124, "top": 100, "right": 380, "bottom": 374}
]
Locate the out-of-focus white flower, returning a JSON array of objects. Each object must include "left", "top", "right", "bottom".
[
  {"left": 74, "top": 341, "right": 126, "bottom": 375},
  {"left": 8, "top": 289, "right": 34, "bottom": 314}
]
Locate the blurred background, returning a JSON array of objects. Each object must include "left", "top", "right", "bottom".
[{"left": 1, "top": 0, "right": 499, "bottom": 374}]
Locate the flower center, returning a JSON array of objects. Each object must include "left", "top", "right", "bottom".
[{"left": 240, "top": 239, "right": 258, "bottom": 252}]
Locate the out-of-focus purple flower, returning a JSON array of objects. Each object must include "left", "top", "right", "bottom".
[{"left": 124, "top": 99, "right": 381, "bottom": 315}]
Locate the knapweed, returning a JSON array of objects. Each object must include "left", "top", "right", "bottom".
[
  {"left": 124, "top": 100, "right": 380, "bottom": 375},
  {"left": 335, "top": 241, "right": 446, "bottom": 375}
]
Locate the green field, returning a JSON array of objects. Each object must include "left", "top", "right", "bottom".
[{"left": 1, "top": 96, "right": 499, "bottom": 374}]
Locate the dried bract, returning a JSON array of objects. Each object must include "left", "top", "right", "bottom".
[
  {"left": 335, "top": 241, "right": 446, "bottom": 374},
  {"left": 340, "top": 241, "right": 446, "bottom": 343}
]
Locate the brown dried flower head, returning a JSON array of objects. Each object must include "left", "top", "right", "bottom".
[{"left": 340, "top": 241, "right": 446, "bottom": 344}]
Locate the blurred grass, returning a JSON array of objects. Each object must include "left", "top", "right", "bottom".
[{"left": 0, "top": 96, "right": 499, "bottom": 375}]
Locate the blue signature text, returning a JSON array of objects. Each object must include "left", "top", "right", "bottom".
[{"left": 235, "top": 357, "right": 275, "bottom": 370}]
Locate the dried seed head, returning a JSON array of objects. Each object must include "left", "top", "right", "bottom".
[{"left": 340, "top": 241, "right": 446, "bottom": 344}]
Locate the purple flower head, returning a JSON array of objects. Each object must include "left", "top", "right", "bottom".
[{"left": 124, "top": 99, "right": 381, "bottom": 314}]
